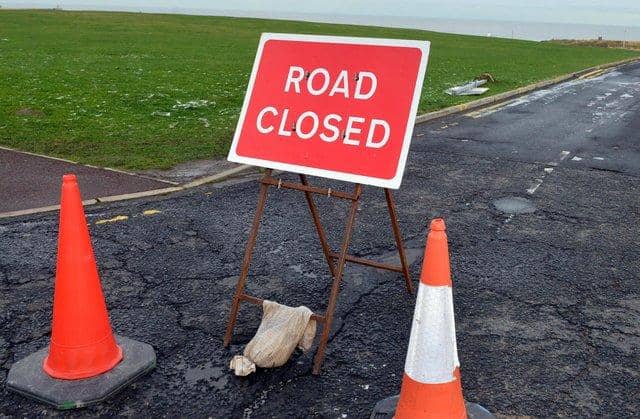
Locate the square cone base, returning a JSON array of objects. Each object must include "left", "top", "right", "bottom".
[
  {"left": 370, "top": 395, "right": 495, "bottom": 419},
  {"left": 6, "top": 335, "right": 156, "bottom": 410}
]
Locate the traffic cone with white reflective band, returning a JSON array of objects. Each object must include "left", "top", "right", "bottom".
[
  {"left": 395, "top": 218, "right": 464, "bottom": 418},
  {"left": 370, "top": 219, "right": 493, "bottom": 419}
]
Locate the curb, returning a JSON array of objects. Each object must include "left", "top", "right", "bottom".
[
  {"left": 414, "top": 56, "right": 640, "bottom": 124},
  {"left": 2, "top": 57, "right": 638, "bottom": 220}
]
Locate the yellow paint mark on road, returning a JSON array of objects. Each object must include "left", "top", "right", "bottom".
[
  {"left": 142, "top": 209, "right": 161, "bottom": 216},
  {"left": 466, "top": 99, "right": 516, "bottom": 119},
  {"left": 96, "top": 215, "right": 129, "bottom": 225}
]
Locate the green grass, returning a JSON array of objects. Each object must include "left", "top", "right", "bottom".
[{"left": 1, "top": 10, "right": 638, "bottom": 170}]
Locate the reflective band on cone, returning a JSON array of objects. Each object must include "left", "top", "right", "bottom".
[{"left": 404, "top": 284, "right": 459, "bottom": 383}]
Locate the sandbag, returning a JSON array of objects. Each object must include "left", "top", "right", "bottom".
[{"left": 229, "top": 300, "right": 316, "bottom": 376}]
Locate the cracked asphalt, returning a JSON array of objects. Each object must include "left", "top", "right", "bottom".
[{"left": 1, "top": 62, "right": 639, "bottom": 417}]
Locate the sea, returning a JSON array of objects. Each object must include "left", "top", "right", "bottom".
[{"left": 3, "top": 3, "right": 640, "bottom": 42}]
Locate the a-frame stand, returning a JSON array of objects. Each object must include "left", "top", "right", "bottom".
[{"left": 223, "top": 169, "right": 413, "bottom": 374}]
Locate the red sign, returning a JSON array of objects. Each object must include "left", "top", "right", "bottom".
[{"left": 228, "top": 33, "right": 430, "bottom": 189}]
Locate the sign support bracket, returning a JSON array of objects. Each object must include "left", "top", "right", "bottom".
[{"left": 223, "top": 169, "right": 414, "bottom": 374}]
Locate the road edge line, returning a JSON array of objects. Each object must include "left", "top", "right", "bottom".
[
  {"left": 415, "top": 56, "right": 640, "bottom": 124},
  {"left": 0, "top": 200, "right": 97, "bottom": 219}
]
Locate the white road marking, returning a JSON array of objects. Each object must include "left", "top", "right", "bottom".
[
  {"left": 522, "top": 150, "right": 574, "bottom": 200},
  {"left": 571, "top": 156, "right": 583, "bottom": 161},
  {"left": 527, "top": 180, "right": 544, "bottom": 195}
]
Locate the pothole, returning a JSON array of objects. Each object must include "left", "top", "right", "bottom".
[{"left": 493, "top": 196, "right": 536, "bottom": 214}]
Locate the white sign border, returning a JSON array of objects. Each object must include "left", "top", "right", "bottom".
[{"left": 227, "top": 32, "right": 430, "bottom": 189}]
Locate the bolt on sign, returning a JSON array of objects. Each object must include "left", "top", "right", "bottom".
[{"left": 228, "top": 33, "right": 430, "bottom": 189}]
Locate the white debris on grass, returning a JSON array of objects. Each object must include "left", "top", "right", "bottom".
[
  {"left": 446, "top": 79, "right": 488, "bottom": 96},
  {"left": 172, "top": 99, "right": 212, "bottom": 110},
  {"left": 151, "top": 111, "right": 171, "bottom": 117},
  {"left": 198, "top": 117, "right": 210, "bottom": 128}
]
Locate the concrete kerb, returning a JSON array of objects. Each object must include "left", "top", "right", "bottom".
[
  {"left": 415, "top": 56, "right": 640, "bottom": 124},
  {"left": 2, "top": 56, "right": 638, "bottom": 220}
]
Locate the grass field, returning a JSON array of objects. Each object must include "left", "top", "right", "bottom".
[{"left": 1, "top": 10, "right": 638, "bottom": 170}]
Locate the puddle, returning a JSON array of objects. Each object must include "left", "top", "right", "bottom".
[
  {"left": 379, "top": 247, "right": 424, "bottom": 266},
  {"left": 184, "top": 361, "right": 228, "bottom": 390},
  {"left": 493, "top": 197, "right": 536, "bottom": 214}
]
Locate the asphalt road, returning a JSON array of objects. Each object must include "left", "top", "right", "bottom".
[
  {"left": 0, "top": 148, "right": 172, "bottom": 213},
  {"left": 1, "top": 62, "right": 639, "bottom": 417}
]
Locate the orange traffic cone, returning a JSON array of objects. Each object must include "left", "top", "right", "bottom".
[
  {"left": 395, "top": 218, "right": 465, "bottom": 418},
  {"left": 6, "top": 174, "right": 156, "bottom": 410},
  {"left": 371, "top": 218, "right": 492, "bottom": 419},
  {"left": 43, "top": 174, "right": 123, "bottom": 379}
]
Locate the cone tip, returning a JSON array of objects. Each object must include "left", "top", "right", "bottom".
[
  {"left": 62, "top": 174, "right": 77, "bottom": 184},
  {"left": 430, "top": 218, "right": 446, "bottom": 232}
]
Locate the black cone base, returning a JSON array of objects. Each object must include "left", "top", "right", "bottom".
[
  {"left": 6, "top": 335, "right": 156, "bottom": 410},
  {"left": 371, "top": 394, "right": 494, "bottom": 419}
]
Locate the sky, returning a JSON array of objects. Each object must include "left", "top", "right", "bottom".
[
  {"left": 3, "top": 0, "right": 640, "bottom": 27},
  {"left": 0, "top": 0, "right": 640, "bottom": 32}
]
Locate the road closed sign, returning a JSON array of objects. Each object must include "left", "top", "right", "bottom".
[{"left": 227, "top": 33, "right": 430, "bottom": 189}]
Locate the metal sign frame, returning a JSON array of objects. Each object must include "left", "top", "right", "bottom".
[
  {"left": 223, "top": 171, "right": 413, "bottom": 374},
  {"left": 224, "top": 33, "right": 430, "bottom": 374}
]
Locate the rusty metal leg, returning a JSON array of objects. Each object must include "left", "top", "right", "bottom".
[
  {"left": 312, "top": 184, "right": 362, "bottom": 375},
  {"left": 384, "top": 188, "right": 413, "bottom": 294},
  {"left": 299, "top": 174, "right": 336, "bottom": 278},
  {"left": 223, "top": 170, "right": 272, "bottom": 347}
]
